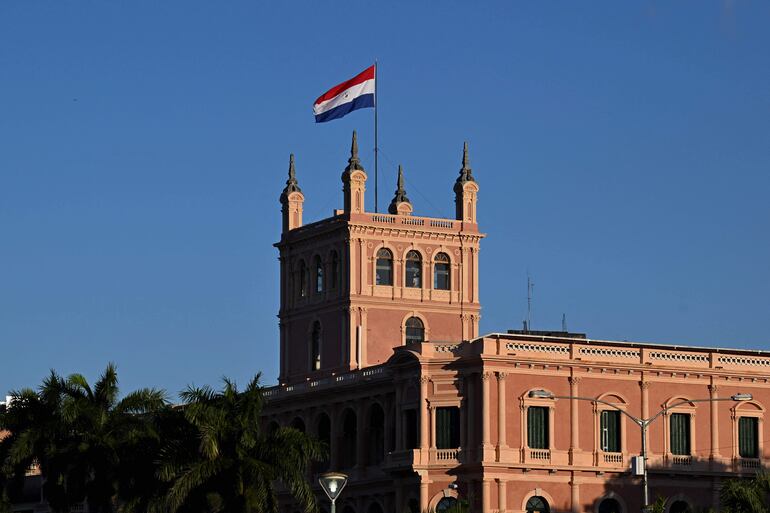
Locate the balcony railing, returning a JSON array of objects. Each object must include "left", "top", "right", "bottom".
[
  {"left": 671, "top": 455, "right": 693, "bottom": 466},
  {"left": 603, "top": 452, "right": 623, "bottom": 464},
  {"left": 529, "top": 449, "right": 551, "bottom": 461},
  {"left": 435, "top": 448, "right": 461, "bottom": 462},
  {"left": 739, "top": 458, "right": 761, "bottom": 469}
]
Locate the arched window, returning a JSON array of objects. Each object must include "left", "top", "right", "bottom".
[
  {"left": 330, "top": 251, "right": 339, "bottom": 289},
  {"left": 315, "top": 413, "right": 331, "bottom": 473},
  {"left": 599, "top": 498, "right": 622, "bottom": 513},
  {"left": 299, "top": 260, "right": 308, "bottom": 297},
  {"left": 340, "top": 409, "right": 357, "bottom": 468},
  {"left": 376, "top": 248, "right": 393, "bottom": 286},
  {"left": 405, "top": 317, "right": 424, "bottom": 344},
  {"left": 405, "top": 250, "right": 422, "bottom": 288},
  {"left": 668, "top": 501, "right": 691, "bottom": 513},
  {"left": 315, "top": 256, "right": 324, "bottom": 293},
  {"left": 436, "top": 497, "right": 458, "bottom": 513},
  {"left": 434, "top": 252, "right": 450, "bottom": 290},
  {"left": 310, "top": 321, "right": 321, "bottom": 371},
  {"left": 526, "top": 496, "right": 550, "bottom": 513}
]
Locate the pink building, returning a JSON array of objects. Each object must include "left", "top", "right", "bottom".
[{"left": 265, "top": 133, "right": 769, "bottom": 513}]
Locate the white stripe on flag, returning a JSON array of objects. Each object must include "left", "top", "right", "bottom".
[{"left": 313, "top": 78, "right": 375, "bottom": 116}]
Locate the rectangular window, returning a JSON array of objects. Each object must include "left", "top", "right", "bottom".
[
  {"left": 739, "top": 417, "right": 759, "bottom": 458},
  {"left": 527, "top": 406, "right": 549, "bottom": 449},
  {"left": 669, "top": 413, "right": 691, "bottom": 455},
  {"left": 601, "top": 410, "right": 621, "bottom": 452},
  {"left": 435, "top": 407, "right": 460, "bottom": 449}
]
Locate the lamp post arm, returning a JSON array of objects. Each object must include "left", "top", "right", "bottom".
[
  {"left": 550, "top": 395, "right": 643, "bottom": 425},
  {"left": 642, "top": 397, "right": 738, "bottom": 427}
]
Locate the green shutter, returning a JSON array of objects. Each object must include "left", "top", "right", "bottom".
[
  {"left": 436, "top": 407, "right": 460, "bottom": 449},
  {"left": 528, "top": 406, "right": 549, "bottom": 449},
  {"left": 670, "top": 413, "right": 690, "bottom": 455},
  {"left": 739, "top": 417, "right": 758, "bottom": 458},
  {"left": 601, "top": 410, "right": 621, "bottom": 452}
]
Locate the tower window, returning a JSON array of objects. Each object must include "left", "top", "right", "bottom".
[
  {"left": 376, "top": 248, "right": 393, "bottom": 286},
  {"left": 299, "top": 260, "right": 308, "bottom": 297},
  {"left": 434, "top": 252, "right": 450, "bottom": 290},
  {"left": 330, "top": 251, "right": 339, "bottom": 289},
  {"left": 405, "top": 250, "right": 422, "bottom": 288},
  {"left": 315, "top": 256, "right": 324, "bottom": 293},
  {"left": 405, "top": 316, "right": 424, "bottom": 344},
  {"left": 310, "top": 321, "right": 321, "bottom": 371}
]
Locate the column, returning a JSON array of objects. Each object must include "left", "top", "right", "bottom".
[
  {"left": 467, "top": 375, "right": 475, "bottom": 456},
  {"left": 497, "top": 479, "right": 507, "bottom": 513},
  {"left": 709, "top": 383, "right": 720, "bottom": 461},
  {"left": 460, "top": 377, "right": 467, "bottom": 450},
  {"left": 420, "top": 377, "right": 430, "bottom": 462},
  {"left": 569, "top": 376, "right": 580, "bottom": 464},
  {"left": 481, "top": 372, "right": 491, "bottom": 447},
  {"left": 640, "top": 380, "right": 650, "bottom": 457},
  {"left": 570, "top": 473, "right": 580, "bottom": 513},
  {"left": 419, "top": 472, "right": 430, "bottom": 511},
  {"left": 497, "top": 372, "right": 507, "bottom": 461},
  {"left": 430, "top": 406, "right": 437, "bottom": 449},
  {"left": 481, "top": 479, "right": 491, "bottom": 513}
]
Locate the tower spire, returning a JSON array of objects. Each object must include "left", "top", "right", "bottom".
[
  {"left": 280, "top": 153, "right": 301, "bottom": 201},
  {"left": 345, "top": 130, "right": 364, "bottom": 173},
  {"left": 457, "top": 141, "right": 474, "bottom": 185},
  {"left": 388, "top": 164, "right": 412, "bottom": 215}
]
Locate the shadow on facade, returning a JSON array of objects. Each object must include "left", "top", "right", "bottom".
[{"left": 597, "top": 458, "right": 760, "bottom": 513}]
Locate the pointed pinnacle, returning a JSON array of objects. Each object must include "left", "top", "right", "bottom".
[
  {"left": 288, "top": 153, "right": 296, "bottom": 181},
  {"left": 397, "top": 165, "right": 405, "bottom": 190},
  {"left": 462, "top": 141, "right": 470, "bottom": 170},
  {"left": 457, "top": 141, "right": 474, "bottom": 184},
  {"left": 345, "top": 130, "right": 364, "bottom": 172}
]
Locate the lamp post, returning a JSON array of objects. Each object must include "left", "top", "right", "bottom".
[
  {"left": 319, "top": 472, "right": 348, "bottom": 513},
  {"left": 528, "top": 389, "right": 752, "bottom": 512}
]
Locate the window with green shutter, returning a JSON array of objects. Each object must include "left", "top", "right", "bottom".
[
  {"left": 669, "top": 413, "right": 691, "bottom": 455},
  {"left": 436, "top": 407, "right": 460, "bottom": 449},
  {"left": 738, "top": 417, "right": 759, "bottom": 458},
  {"left": 527, "top": 406, "right": 549, "bottom": 449},
  {"left": 601, "top": 410, "right": 621, "bottom": 452}
]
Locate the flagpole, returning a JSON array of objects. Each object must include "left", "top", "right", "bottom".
[{"left": 374, "top": 60, "right": 379, "bottom": 213}]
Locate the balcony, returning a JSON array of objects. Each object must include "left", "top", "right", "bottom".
[
  {"left": 602, "top": 452, "right": 624, "bottom": 465},
  {"left": 528, "top": 449, "right": 551, "bottom": 462}
]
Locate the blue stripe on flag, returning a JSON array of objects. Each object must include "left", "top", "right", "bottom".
[{"left": 314, "top": 94, "right": 374, "bottom": 123}]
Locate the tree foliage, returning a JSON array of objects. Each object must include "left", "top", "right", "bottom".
[{"left": 0, "top": 367, "right": 323, "bottom": 513}]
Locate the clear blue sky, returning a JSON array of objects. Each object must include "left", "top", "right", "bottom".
[{"left": 2, "top": 2, "right": 769, "bottom": 397}]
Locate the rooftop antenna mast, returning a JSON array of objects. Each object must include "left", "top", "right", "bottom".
[{"left": 525, "top": 272, "right": 534, "bottom": 332}]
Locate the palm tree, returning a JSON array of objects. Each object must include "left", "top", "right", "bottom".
[
  {"left": 0, "top": 364, "right": 167, "bottom": 513},
  {"left": 720, "top": 471, "right": 770, "bottom": 513},
  {"left": 153, "top": 374, "right": 324, "bottom": 513}
]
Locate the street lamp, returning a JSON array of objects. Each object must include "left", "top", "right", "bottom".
[
  {"left": 527, "top": 389, "right": 752, "bottom": 511},
  {"left": 319, "top": 472, "right": 348, "bottom": 513}
]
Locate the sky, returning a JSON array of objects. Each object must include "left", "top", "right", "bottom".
[{"left": 2, "top": 2, "right": 769, "bottom": 398}]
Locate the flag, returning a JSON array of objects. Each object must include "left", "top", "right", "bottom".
[{"left": 313, "top": 65, "right": 375, "bottom": 123}]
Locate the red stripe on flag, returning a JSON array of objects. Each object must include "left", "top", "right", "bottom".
[{"left": 314, "top": 65, "right": 375, "bottom": 105}]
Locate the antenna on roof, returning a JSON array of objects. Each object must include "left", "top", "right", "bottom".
[
  {"left": 562, "top": 313, "right": 567, "bottom": 332},
  {"left": 526, "top": 272, "right": 534, "bottom": 332}
]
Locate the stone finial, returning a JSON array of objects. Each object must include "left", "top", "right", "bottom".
[
  {"left": 345, "top": 130, "right": 364, "bottom": 173},
  {"left": 388, "top": 165, "right": 412, "bottom": 215},
  {"left": 280, "top": 153, "right": 302, "bottom": 203}
]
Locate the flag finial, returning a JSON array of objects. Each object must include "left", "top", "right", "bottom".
[{"left": 345, "top": 130, "right": 364, "bottom": 172}]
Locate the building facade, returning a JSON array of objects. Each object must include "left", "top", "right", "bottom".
[{"left": 265, "top": 133, "right": 770, "bottom": 513}]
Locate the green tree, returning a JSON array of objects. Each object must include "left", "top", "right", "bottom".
[
  {"left": 152, "top": 374, "right": 324, "bottom": 513},
  {"left": 0, "top": 365, "right": 167, "bottom": 513},
  {"left": 720, "top": 471, "right": 770, "bottom": 513}
]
